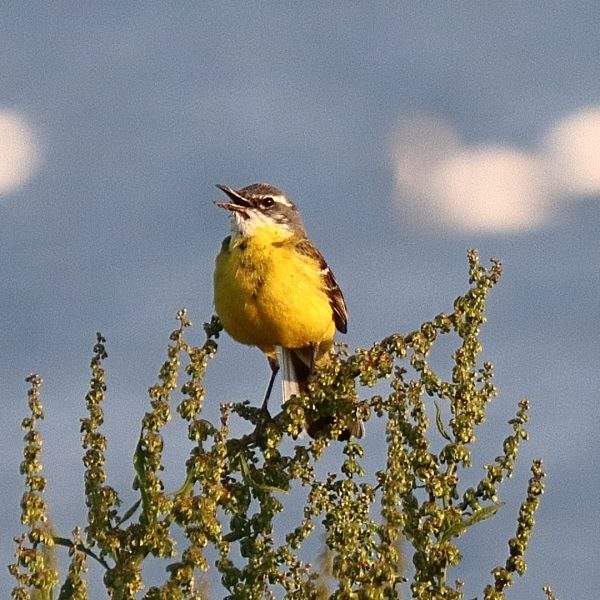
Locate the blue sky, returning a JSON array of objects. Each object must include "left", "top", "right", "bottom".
[{"left": 1, "top": 3, "right": 599, "bottom": 598}]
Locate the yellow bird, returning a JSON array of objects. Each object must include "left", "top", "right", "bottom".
[{"left": 213, "top": 182, "right": 360, "bottom": 438}]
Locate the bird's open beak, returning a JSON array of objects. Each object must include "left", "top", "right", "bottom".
[{"left": 215, "top": 184, "right": 252, "bottom": 212}]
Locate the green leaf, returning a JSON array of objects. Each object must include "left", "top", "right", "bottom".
[
  {"left": 440, "top": 502, "right": 504, "bottom": 541},
  {"left": 239, "top": 452, "right": 288, "bottom": 494},
  {"left": 434, "top": 399, "right": 452, "bottom": 442}
]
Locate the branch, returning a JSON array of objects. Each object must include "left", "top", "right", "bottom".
[{"left": 53, "top": 536, "right": 111, "bottom": 570}]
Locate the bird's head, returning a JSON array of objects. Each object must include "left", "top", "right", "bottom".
[{"left": 215, "top": 183, "right": 304, "bottom": 237}]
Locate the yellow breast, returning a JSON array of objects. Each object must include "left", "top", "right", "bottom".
[{"left": 213, "top": 226, "right": 336, "bottom": 351}]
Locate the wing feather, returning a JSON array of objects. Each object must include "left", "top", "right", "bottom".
[{"left": 295, "top": 238, "right": 348, "bottom": 334}]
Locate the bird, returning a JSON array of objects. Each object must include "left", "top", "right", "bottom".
[{"left": 213, "top": 182, "right": 361, "bottom": 438}]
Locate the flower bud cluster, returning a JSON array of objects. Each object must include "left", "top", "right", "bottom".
[
  {"left": 81, "top": 334, "right": 121, "bottom": 557},
  {"left": 9, "top": 375, "right": 59, "bottom": 598},
  {"left": 9, "top": 253, "right": 550, "bottom": 599},
  {"left": 484, "top": 459, "right": 546, "bottom": 600}
]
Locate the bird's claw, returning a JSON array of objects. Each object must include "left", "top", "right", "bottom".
[{"left": 252, "top": 407, "right": 272, "bottom": 440}]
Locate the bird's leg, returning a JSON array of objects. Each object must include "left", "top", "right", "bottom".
[
  {"left": 250, "top": 356, "right": 279, "bottom": 442},
  {"left": 261, "top": 355, "right": 280, "bottom": 415},
  {"left": 309, "top": 342, "right": 318, "bottom": 372}
]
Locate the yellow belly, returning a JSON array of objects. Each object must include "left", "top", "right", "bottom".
[{"left": 213, "top": 229, "right": 336, "bottom": 351}]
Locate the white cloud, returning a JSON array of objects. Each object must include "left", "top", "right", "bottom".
[
  {"left": 391, "top": 106, "right": 600, "bottom": 233},
  {"left": 544, "top": 107, "right": 600, "bottom": 196},
  {"left": 429, "top": 147, "right": 549, "bottom": 232},
  {"left": 0, "top": 111, "right": 39, "bottom": 195}
]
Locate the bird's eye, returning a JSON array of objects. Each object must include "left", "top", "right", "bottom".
[{"left": 261, "top": 197, "right": 275, "bottom": 208}]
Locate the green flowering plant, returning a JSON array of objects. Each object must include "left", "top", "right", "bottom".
[{"left": 9, "top": 250, "right": 554, "bottom": 599}]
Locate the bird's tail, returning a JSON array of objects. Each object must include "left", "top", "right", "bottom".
[
  {"left": 279, "top": 346, "right": 363, "bottom": 440},
  {"left": 280, "top": 346, "right": 312, "bottom": 402}
]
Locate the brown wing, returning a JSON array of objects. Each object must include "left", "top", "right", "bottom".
[{"left": 295, "top": 238, "right": 348, "bottom": 334}]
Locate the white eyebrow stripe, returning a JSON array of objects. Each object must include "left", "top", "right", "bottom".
[{"left": 272, "top": 194, "right": 292, "bottom": 207}]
